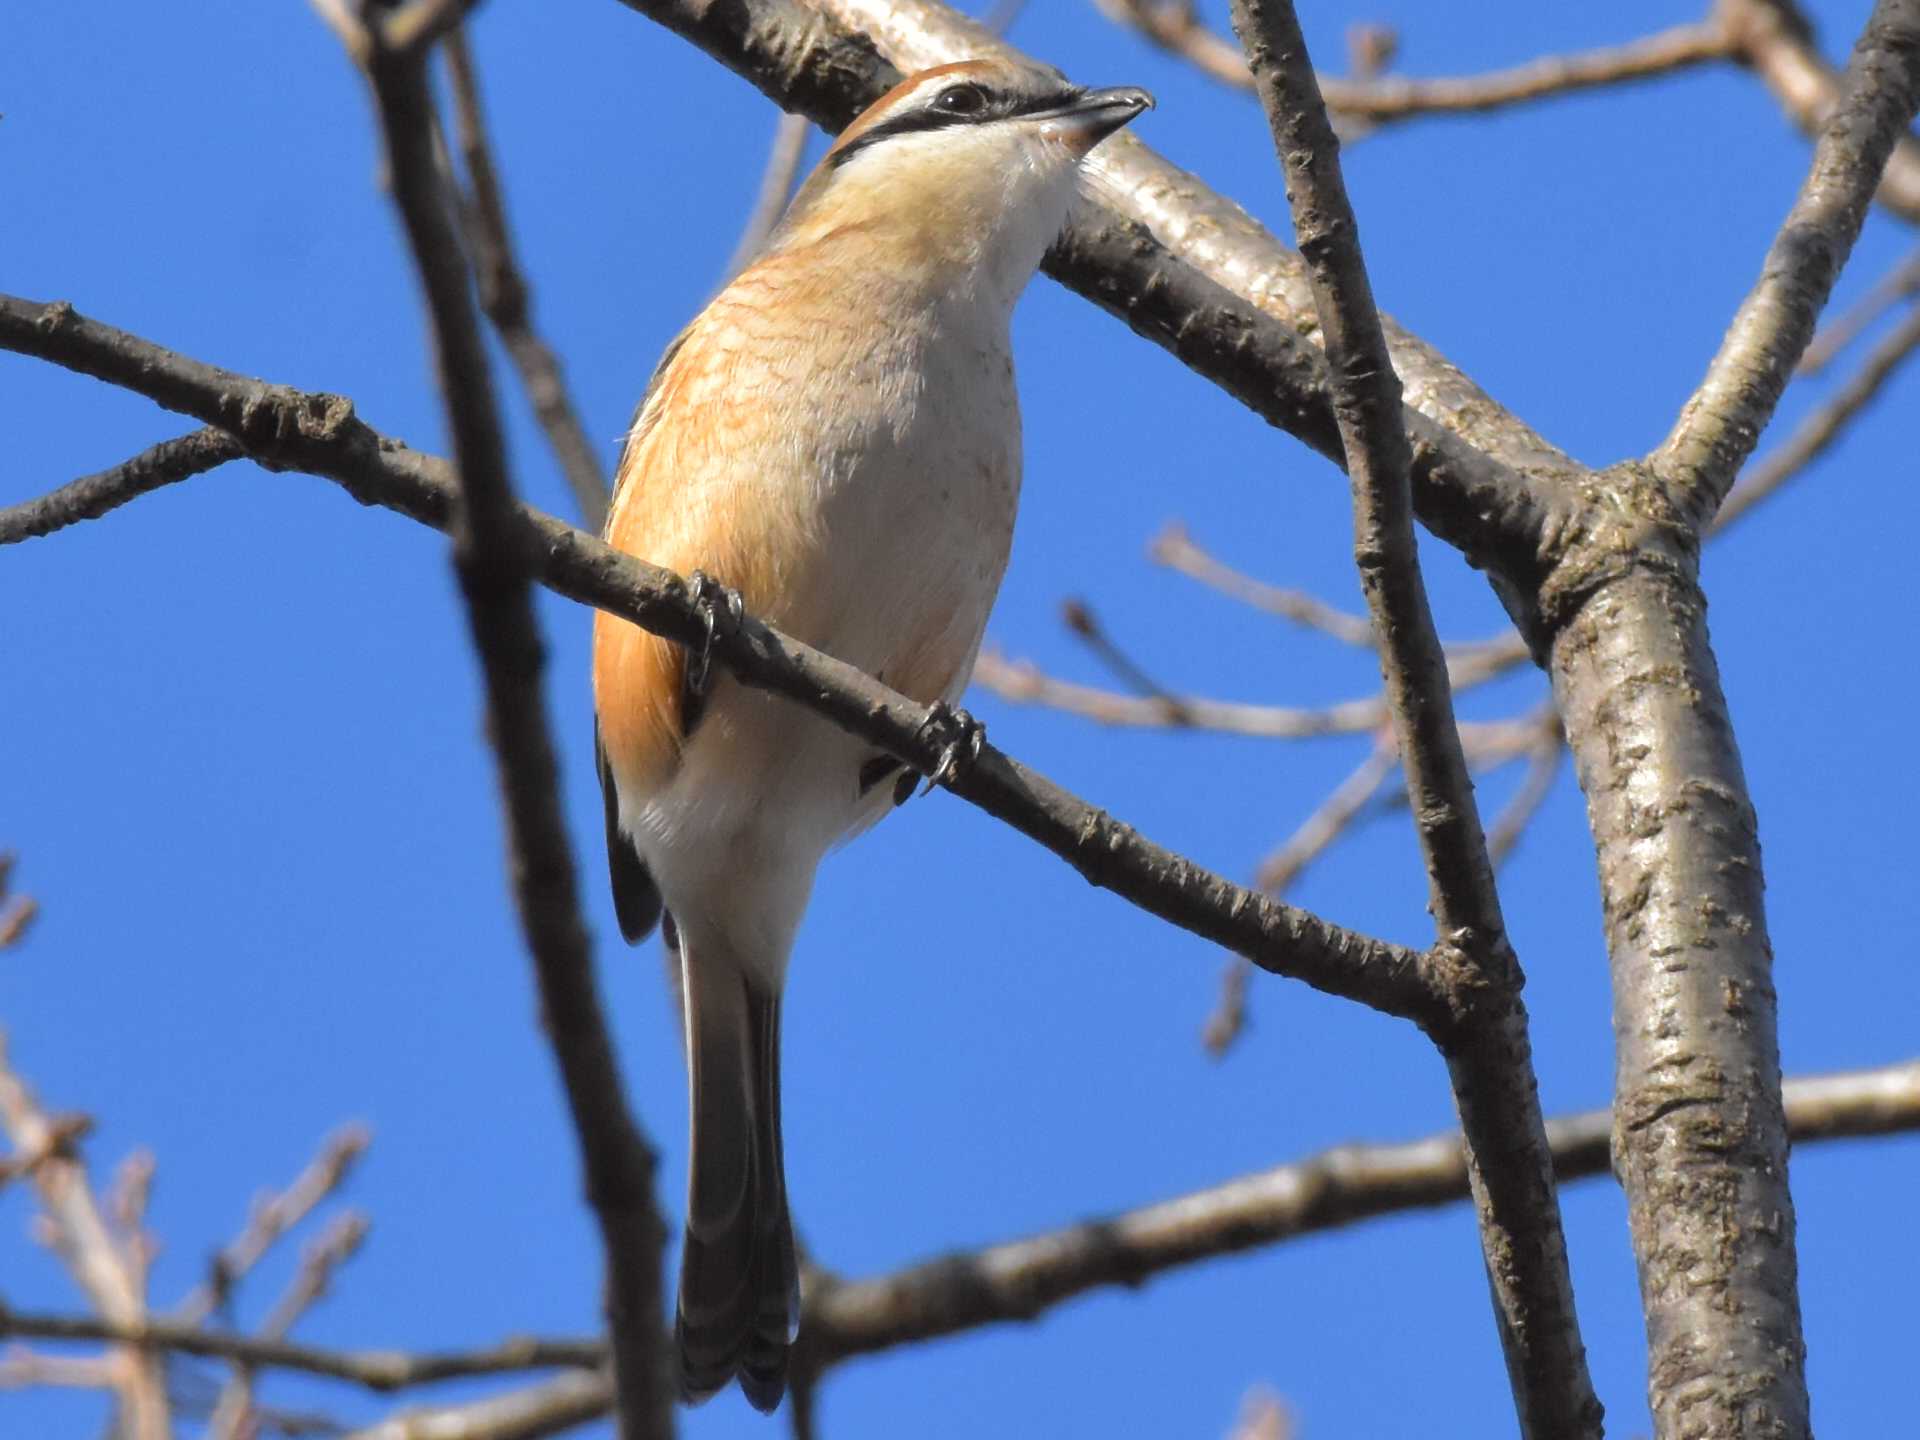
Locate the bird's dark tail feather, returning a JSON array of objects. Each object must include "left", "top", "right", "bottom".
[{"left": 676, "top": 950, "right": 798, "bottom": 1413}]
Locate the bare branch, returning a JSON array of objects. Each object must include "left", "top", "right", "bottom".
[
  {"left": 1095, "top": 1, "right": 1729, "bottom": 124},
  {"left": 441, "top": 27, "right": 611, "bottom": 533},
  {"left": 1205, "top": 742, "right": 1398, "bottom": 1056},
  {"left": 7, "top": 1058, "right": 1913, "bottom": 1408},
  {"left": 321, "top": 12, "right": 674, "bottom": 1434},
  {"left": 1227, "top": 2, "right": 1596, "bottom": 1432},
  {"left": 1721, "top": 0, "right": 1920, "bottom": 223},
  {"left": 1317, "top": 21, "right": 1734, "bottom": 120},
  {"left": 802, "top": 1056, "right": 1920, "bottom": 1365},
  {"left": 212, "top": 1212, "right": 373, "bottom": 1440},
  {"left": 974, "top": 649, "right": 1388, "bottom": 737},
  {"left": 0, "top": 857, "right": 30, "bottom": 951},
  {"left": 0, "top": 1346, "right": 119, "bottom": 1390},
  {"left": 1059, "top": 597, "right": 1189, "bottom": 708},
  {"left": 0, "top": 1033, "right": 170, "bottom": 1440},
  {"left": 381, "top": 0, "right": 488, "bottom": 57},
  {"left": 1715, "top": 297, "right": 1920, "bottom": 533},
  {"left": 175, "top": 1125, "right": 370, "bottom": 1327},
  {"left": 1254, "top": 743, "right": 1398, "bottom": 893},
  {"left": 1484, "top": 724, "right": 1565, "bottom": 869},
  {"left": 1658, "top": 0, "right": 1920, "bottom": 523},
  {"left": 1151, "top": 522, "right": 1375, "bottom": 647},
  {"left": 0, "top": 1311, "right": 605, "bottom": 1392},
  {"left": 0, "top": 428, "right": 244, "bottom": 545},
  {"left": 0, "top": 295, "right": 1460, "bottom": 1029},
  {"left": 723, "top": 111, "right": 812, "bottom": 279},
  {"left": 1550, "top": 554, "right": 1807, "bottom": 1430},
  {"left": 343, "top": 1370, "right": 613, "bottom": 1440},
  {"left": 1799, "top": 243, "right": 1920, "bottom": 373}
]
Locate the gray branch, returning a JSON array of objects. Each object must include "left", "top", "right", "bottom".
[
  {"left": 338, "top": 25, "right": 674, "bottom": 1439},
  {"left": 1658, "top": 0, "right": 1920, "bottom": 522},
  {"left": 1224, "top": 2, "right": 1598, "bottom": 1433}
]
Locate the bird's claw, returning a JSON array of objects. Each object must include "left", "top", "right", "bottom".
[
  {"left": 916, "top": 702, "right": 984, "bottom": 795},
  {"left": 686, "top": 570, "right": 744, "bottom": 697}
]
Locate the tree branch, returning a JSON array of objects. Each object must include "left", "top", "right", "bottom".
[
  {"left": 1097, "top": 1, "right": 1730, "bottom": 123},
  {"left": 9, "top": 1057, "right": 1914, "bottom": 1414},
  {"left": 1658, "top": 0, "right": 1920, "bottom": 523},
  {"left": 441, "top": 26, "right": 612, "bottom": 533},
  {"left": 0, "top": 427, "right": 243, "bottom": 544},
  {"left": 1550, "top": 541, "right": 1811, "bottom": 1432},
  {"left": 800, "top": 1055, "right": 1920, "bottom": 1365},
  {"left": 723, "top": 111, "right": 813, "bottom": 279},
  {"left": 1721, "top": 0, "right": 1920, "bottom": 223},
  {"left": 1226, "top": 3, "right": 1597, "bottom": 1433},
  {"left": 0, "top": 1034, "right": 170, "bottom": 1440},
  {"left": 1151, "top": 522, "right": 1376, "bottom": 647},
  {"left": 173, "top": 1124, "right": 371, "bottom": 1327},
  {"left": 1714, "top": 294, "right": 1920, "bottom": 533},
  {"left": 0, "top": 293, "right": 1454, "bottom": 1028},
  {"left": 0, "top": 1311, "right": 604, "bottom": 1391},
  {"left": 342, "top": 1369, "right": 613, "bottom": 1440},
  {"left": 330, "top": 20, "right": 673, "bottom": 1438},
  {"left": 1798, "top": 242, "right": 1920, "bottom": 373}
]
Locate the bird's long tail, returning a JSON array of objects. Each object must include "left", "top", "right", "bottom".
[{"left": 676, "top": 931, "right": 799, "bottom": 1412}]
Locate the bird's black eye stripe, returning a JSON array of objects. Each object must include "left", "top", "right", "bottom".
[{"left": 828, "top": 82, "right": 1086, "bottom": 168}]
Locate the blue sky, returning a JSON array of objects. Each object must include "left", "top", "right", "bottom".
[{"left": 3, "top": 1, "right": 1915, "bottom": 1436}]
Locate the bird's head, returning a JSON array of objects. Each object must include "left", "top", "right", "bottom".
[{"left": 772, "top": 59, "right": 1153, "bottom": 307}]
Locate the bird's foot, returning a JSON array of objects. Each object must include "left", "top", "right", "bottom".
[
  {"left": 914, "top": 701, "right": 985, "bottom": 796},
  {"left": 685, "top": 570, "right": 745, "bottom": 697}
]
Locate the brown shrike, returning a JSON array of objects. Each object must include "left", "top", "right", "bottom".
[{"left": 591, "top": 59, "right": 1151, "bottom": 1410}]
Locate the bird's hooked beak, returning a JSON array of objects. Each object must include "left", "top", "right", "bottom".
[{"left": 1032, "top": 85, "right": 1155, "bottom": 156}]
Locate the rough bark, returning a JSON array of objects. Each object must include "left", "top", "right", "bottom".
[{"left": 1551, "top": 534, "right": 1806, "bottom": 1438}]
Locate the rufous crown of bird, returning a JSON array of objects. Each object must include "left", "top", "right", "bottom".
[{"left": 591, "top": 57, "right": 1152, "bottom": 1412}]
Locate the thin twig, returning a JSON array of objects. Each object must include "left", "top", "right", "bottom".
[
  {"left": 1318, "top": 22, "right": 1733, "bottom": 120},
  {"left": 0, "top": 1312, "right": 605, "bottom": 1391},
  {"left": 1205, "top": 741, "right": 1400, "bottom": 1056},
  {"left": 0, "top": 292, "right": 1455, "bottom": 1029},
  {"left": 325, "top": 13, "right": 673, "bottom": 1435},
  {"left": 1657, "top": 0, "right": 1920, "bottom": 523},
  {"left": 1227, "top": 3, "right": 1597, "bottom": 1434},
  {"left": 0, "top": 1033, "right": 171, "bottom": 1440},
  {"left": 1254, "top": 743, "right": 1398, "bottom": 893},
  {"left": 0, "top": 1346, "right": 120, "bottom": 1390},
  {"left": 1093, "top": 0, "right": 1730, "bottom": 121},
  {"left": 1485, "top": 726, "right": 1565, "bottom": 869},
  {"left": 975, "top": 649, "right": 1387, "bottom": 737},
  {"left": 0, "top": 428, "right": 244, "bottom": 545},
  {"left": 1798, "top": 244, "right": 1920, "bottom": 374},
  {"left": 1715, "top": 298, "right": 1920, "bottom": 534},
  {"left": 1720, "top": 0, "right": 1920, "bottom": 223},
  {"left": 343, "top": 1369, "right": 614, "bottom": 1440},
  {"left": 381, "top": 0, "right": 487, "bottom": 57},
  {"left": 1151, "top": 522, "right": 1375, "bottom": 647},
  {"left": 1059, "top": 597, "right": 1192, "bottom": 711},
  {"left": 175, "top": 1124, "right": 371, "bottom": 1327},
  {"left": 441, "top": 27, "right": 611, "bottom": 533},
  {"left": 723, "top": 111, "right": 812, "bottom": 279},
  {"left": 212, "top": 1212, "right": 373, "bottom": 1440}
]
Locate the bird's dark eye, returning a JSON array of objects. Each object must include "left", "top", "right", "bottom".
[{"left": 932, "top": 83, "right": 989, "bottom": 117}]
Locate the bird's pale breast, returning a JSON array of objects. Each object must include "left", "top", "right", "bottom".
[{"left": 594, "top": 240, "right": 1020, "bottom": 826}]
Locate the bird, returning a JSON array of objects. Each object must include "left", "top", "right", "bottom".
[{"left": 591, "top": 58, "right": 1152, "bottom": 1411}]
